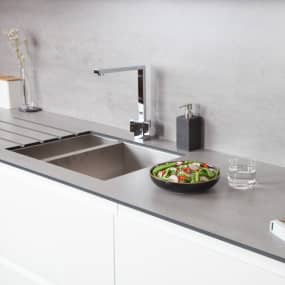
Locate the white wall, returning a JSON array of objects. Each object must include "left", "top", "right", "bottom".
[{"left": 0, "top": 0, "right": 285, "bottom": 165}]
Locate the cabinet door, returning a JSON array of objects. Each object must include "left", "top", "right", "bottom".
[
  {"left": 0, "top": 256, "right": 54, "bottom": 285},
  {"left": 116, "top": 206, "right": 285, "bottom": 285},
  {"left": 0, "top": 162, "right": 116, "bottom": 285}
]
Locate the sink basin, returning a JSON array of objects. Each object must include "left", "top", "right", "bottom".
[
  {"left": 49, "top": 142, "right": 178, "bottom": 180},
  {"left": 13, "top": 133, "right": 117, "bottom": 160},
  {"left": 11, "top": 132, "right": 179, "bottom": 180}
]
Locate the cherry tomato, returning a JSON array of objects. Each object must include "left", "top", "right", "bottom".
[
  {"left": 184, "top": 167, "right": 191, "bottom": 174},
  {"left": 201, "top": 163, "right": 208, "bottom": 168},
  {"left": 178, "top": 176, "right": 186, "bottom": 183}
]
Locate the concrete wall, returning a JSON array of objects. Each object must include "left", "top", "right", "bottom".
[{"left": 0, "top": 0, "right": 285, "bottom": 165}]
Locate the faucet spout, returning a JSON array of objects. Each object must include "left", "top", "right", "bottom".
[{"left": 93, "top": 65, "right": 151, "bottom": 141}]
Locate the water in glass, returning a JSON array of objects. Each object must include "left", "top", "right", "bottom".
[{"left": 227, "top": 158, "right": 256, "bottom": 190}]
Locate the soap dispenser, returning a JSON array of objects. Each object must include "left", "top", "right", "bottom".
[{"left": 176, "top": 104, "right": 203, "bottom": 151}]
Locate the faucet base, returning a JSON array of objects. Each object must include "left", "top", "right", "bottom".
[{"left": 133, "top": 134, "right": 151, "bottom": 143}]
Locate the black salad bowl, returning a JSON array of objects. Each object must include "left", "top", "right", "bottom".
[{"left": 150, "top": 161, "right": 220, "bottom": 193}]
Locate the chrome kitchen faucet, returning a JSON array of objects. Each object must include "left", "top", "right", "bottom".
[{"left": 93, "top": 65, "right": 151, "bottom": 142}]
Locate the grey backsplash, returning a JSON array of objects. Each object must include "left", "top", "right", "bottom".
[{"left": 1, "top": 0, "right": 285, "bottom": 166}]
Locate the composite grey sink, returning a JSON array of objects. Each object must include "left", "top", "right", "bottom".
[
  {"left": 49, "top": 142, "right": 178, "bottom": 180},
  {"left": 11, "top": 133, "right": 179, "bottom": 180}
]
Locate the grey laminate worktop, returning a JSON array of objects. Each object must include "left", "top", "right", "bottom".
[{"left": 0, "top": 108, "right": 284, "bottom": 263}]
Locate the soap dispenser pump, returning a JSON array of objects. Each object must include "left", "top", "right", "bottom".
[{"left": 176, "top": 103, "right": 203, "bottom": 151}]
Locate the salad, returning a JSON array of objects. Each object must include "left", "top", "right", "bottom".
[{"left": 151, "top": 161, "right": 219, "bottom": 184}]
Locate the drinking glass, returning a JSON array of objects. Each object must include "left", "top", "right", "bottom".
[{"left": 227, "top": 158, "right": 256, "bottom": 190}]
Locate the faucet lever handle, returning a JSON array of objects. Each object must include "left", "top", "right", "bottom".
[{"left": 130, "top": 120, "right": 151, "bottom": 138}]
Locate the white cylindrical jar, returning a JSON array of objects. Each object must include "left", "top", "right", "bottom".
[{"left": 0, "top": 75, "right": 23, "bottom": 109}]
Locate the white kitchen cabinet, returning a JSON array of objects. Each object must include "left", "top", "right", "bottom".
[
  {"left": 116, "top": 206, "right": 285, "bottom": 285},
  {"left": 0, "top": 256, "right": 53, "bottom": 285},
  {"left": 0, "top": 162, "right": 116, "bottom": 285}
]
